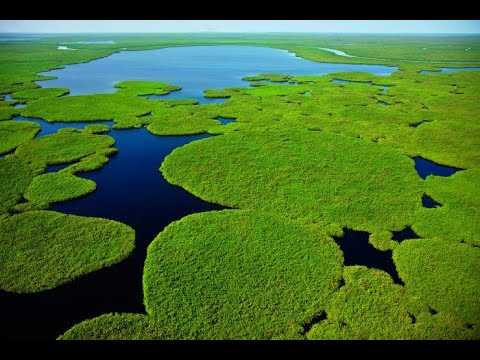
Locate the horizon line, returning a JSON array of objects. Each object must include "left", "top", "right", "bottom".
[{"left": 1, "top": 31, "right": 480, "bottom": 35}]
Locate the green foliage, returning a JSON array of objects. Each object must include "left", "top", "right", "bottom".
[
  {"left": 11, "top": 87, "right": 69, "bottom": 100},
  {"left": 0, "top": 101, "right": 20, "bottom": 120},
  {"left": 15, "top": 131, "right": 115, "bottom": 172},
  {"left": 58, "top": 314, "right": 164, "bottom": 340},
  {"left": 412, "top": 121, "right": 480, "bottom": 169},
  {"left": 242, "top": 73, "right": 293, "bottom": 82},
  {"left": 0, "top": 210, "right": 135, "bottom": 293},
  {"left": 24, "top": 172, "right": 96, "bottom": 205},
  {"left": 60, "top": 210, "right": 343, "bottom": 339},
  {"left": 0, "top": 156, "right": 32, "bottom": 216},
  {"left": 0, "top": 120, "right": 40, "bottom": 154},
  {"left": 114, "top": 80, "right": 181, "bottom": 96},
  {"left": 161, "top": 129, "right": 423, "bottom": 233},
  {"left": 83, "top": 124, "right": 110, "bottom": 134},
  {"left": 393, "top": 239, "right": 480, "bottom": 327},
  {"left": 60, "top": 149, "right": 117, "bottom": 174},
  {"left": 21, "top": 93, "right": 155, "bottom": 121},
  {"left": 412, "top": 170, "right": 480, "bottom": 246},
  {"left": 307, "top": 266, "right": 476, "bottom": 340},
  {"left": 143, "top": 210, "right": 343, "bottom": 339}
]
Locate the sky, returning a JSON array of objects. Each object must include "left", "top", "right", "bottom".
[{"left": 1, "top": 20, "right": 479, "bottom": 34}]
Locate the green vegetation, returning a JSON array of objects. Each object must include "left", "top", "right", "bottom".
[
  {"left": 11, "top": 87, "right": 69, "bottom": 101},
  {"left": 0, "top": 101, "right": 20, "bottom": 120},
  {"left": 60, "top": 148, "right": 118, "bottom": 174},
  {"left": 114, "top": 80, "right": 181, "bottom": 96},
  {"left": 0, "top": 210, "right": 135, "bottom": 293},
  {"left": 412, "top": 169, "right": 480, "bottom": 246},
  {"left": 59, "top": 314, "right": 163, "bottom": 340},
  {"left": 15, "top": 131, "right": 115, "bottom": 174},
  {"left": 0, "top": 120, "right": 40, "bottom": 154},
  {"left": 21, "top": 93, "right": 155, "bottom": 121},
  {"left": 60, "top": 210, "right": 344, "bottom": 339},
  {"left": 83, "top": 124, "right": 110, "bottom": 134},
  {"left": 307, "top": 266, "right": 476, "bottom": 340},
  {"left": 242, "top": 73, "right": 293, "bottom": 82},
  {"left": 143, "top": 210, "right": 343, "bottom": 339},
  {"left": 1, "top": 34, "right": 479, "bottom": 340},
  {"left": 161, "top": 129, "right": 423, "bottom": 233},
  {"left": 0, "top": 156, "right": 32, "bottom": 217},
  {"left": 394, "top": 239, "right": 480, "bottom": 327},
  {"left": 24, "top": 172, "right": 96, "bottom": 205}
]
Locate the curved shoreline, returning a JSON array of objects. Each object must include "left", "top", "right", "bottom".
[
  {"left": 27, "top": 43, "right": 479, "bottom": 90},
  {"left": 316, "top": 46, "right": 480, "bottom": 65}
]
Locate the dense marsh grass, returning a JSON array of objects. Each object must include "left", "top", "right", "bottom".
[
  {"left": 161, "top": 129, "right": 423, "bottom": 233},
  {"left": 0, "top": 120, "right": 40, "bottom": 154},
  {"left": 0, "top": 211, "right": 135, "bottom": 293},
  {"left": 393, "top": 239, "right": 480, "bottom": 328}
]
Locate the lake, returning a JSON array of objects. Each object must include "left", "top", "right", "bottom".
[{"left": 37, "top": 45, "right": 398, "bottom": 102}]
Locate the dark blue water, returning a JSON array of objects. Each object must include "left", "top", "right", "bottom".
[
  {"left": 413, "top": 157, "right": 461, "bottom": 179},
  {"left": 333, "top": 229, "right": 404, "bottom": 285},
  {"left": 420, "top": 67, "right": 480, "bottom": 74},
  {"left": 46, "top": 163, "right": 71, "bottom": 173},
  {"left": 422, "top": 194, "right": 441, "bottom": 208},
  {"left": 13, "top": 115, "right": 113, "bottom": 137},
  {"left": 0, "top": 122, "right": 223, "bottom": 339},
  {"left": 378, "top": 100, "right": 389, "bottom": 106},
  {"left": 392, "top": 227, "right": 421, "bottom": 243},
  {"left": 53, "top": 128, "right": 223, "bottom": 229},
  {"left": 216, "top": 117, "right": 236, "bottom": 125},
  {"left": 410, "top": 120, "right": 431, "bottom": 128},
  {"left": 37, "top": 46, "right": 397, "bottom": 103}
]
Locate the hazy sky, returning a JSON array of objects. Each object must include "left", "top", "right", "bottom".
[{"left": 1, "top": 20, "right": 479, "bottom": 34}]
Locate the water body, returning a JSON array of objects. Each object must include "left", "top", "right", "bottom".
[
  {"left": 410, "top": 120, "right": 431, "bottom": 128},
  {"left": 144, "top": 91, "right": 226, "bottom": 105},
  {"left": 317, "top": 47, "right": 480, "bottom": 65},
  {"left": 378, "top": 100, "right": 389, "bottom": 107},
  {"left": 318, "top": 47, "right": 356, "bottom": 57},
  {"left": 0, "top": 35, "right": 47, "bottom": 41},
  {"left": 37, "top": 46, "right": 397, "bottom": 103},
  {"left": 0, "top": 122, "right": 224, "bottom": 339},
  {"left": 413, "top": 157, "right": 461, "bottom": 179},
  {"left": 420, "top": 67, "right": 480, "bottom": 74},
  {"left": 216, "top": 117, "right": 236, "bottom": 125},
  {"left": 333, "top": 229, "right": 403, "bottom": 285},
  {"left": 392, "top": 227, "right": 421, "bottom": 242},
  {"left": 331, "top": 78, "right": 372, "bottom": 85},
  {"left": 13, "top": 116, "right": 113, "bottom": 137},
  {"left": 422, "top": 194, "right": 441, "bottom": 208}
]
